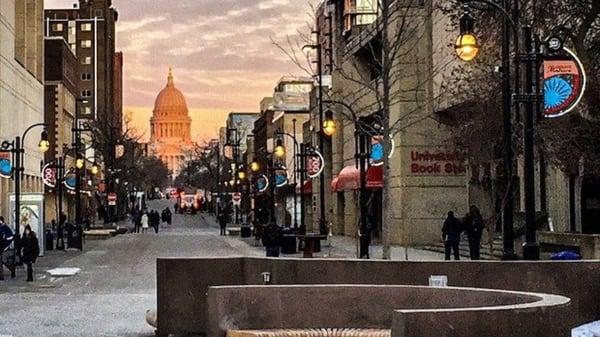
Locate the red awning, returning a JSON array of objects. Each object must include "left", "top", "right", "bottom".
[
  {"left": 297, "top": 180, "right": 312, "bottom": 194},
  {"left": 331, "top": 165, "right": 383, "bottom": 192}
]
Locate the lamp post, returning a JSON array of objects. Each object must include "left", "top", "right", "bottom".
[
  {"left": 0, "top": 123, "right": 48, "bottom": 275},
  {"left": 303, "top": 27, "right": 334, "bottom": 233},
  {"left": 275, "top": 125, "right": 301, "bottom": 229},
  {"left": 227, "top": 128, "right": 242, "bottom": 224},
  {"left": 455, "top": 0, "right": 544, "bottom": 260}
]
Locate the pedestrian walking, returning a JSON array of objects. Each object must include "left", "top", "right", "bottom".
[
  {"left": 442, "top": 211, "right": 462, "bottom": 261},
  {"left": 464, "top": 205, "right": 484, "bottom": 260},
  {"left": 218, "top": 207, "right": 229, "bottom": 236},
  {"left": 20, "top": 225, "right": 40, "bottom": 282},
  {"left": 141, "top": 211, "right": 149, "bottom": 233},
  {"left": 165, "top": 208, "right": 172, "bottom": 226},
  {"left": 0, "top": 216, "right": 15, "bottom": 281},
  {"left": 151, "top": 210, "right": 160, "bottom": 234},
  {"left": 262, "top": 220, "right": 282, "bottom": 257}
]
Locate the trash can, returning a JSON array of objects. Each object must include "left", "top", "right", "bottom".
[
  {"left": 241, "top": 224, "right": 252, "bottom": 238},
  {"left": 45, "top": 229, "right": 54, "bottom": 251},
  {"left": 66, "top": 224, "right": 83, "bottom": 251},
  {"left": 281, "top": 229, "right": 297, "bottom": 254}
]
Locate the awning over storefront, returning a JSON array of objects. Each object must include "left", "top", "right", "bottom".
[{"left": 331, "top": 165, "right": 384, "bottom": 192}]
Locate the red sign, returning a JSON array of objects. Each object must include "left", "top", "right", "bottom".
[
  {"left": 410, "top": 151, "right": 466, "bottom": 175},
  {"left": 108, "top": 192, "right": 117, "bottom": 206},
  {"left": 232, "top": 192, "right": 241, "bottom": 202}
]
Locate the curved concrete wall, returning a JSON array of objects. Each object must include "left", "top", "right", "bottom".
[
  {"left": 206, "top": 285, "right": 569, "bottom": 337},
  {"left": 156, "top": 258, "right": 600, "bottom": 336}
]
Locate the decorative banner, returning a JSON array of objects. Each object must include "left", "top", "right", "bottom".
[
  {"left": 274, "top": 166, "right": 289, "bottom": 188},
  {"left": 64, "top": 170, "right": 77, "bottom": 190},
  {"left": 306, "top": 149, "right": 325, "bottom": 179},
  {"left": 370, "top": 136, "right": 396, "bottom": 166},
  {"left": 0, "top": 152, "right": 12, "bottom": 178},
  {"left": 255, "top": 174, "right": 269, "bottom": 193},
  {"left": 42, "top": 164, "right": 57, "bottom": 188},
  {"left": 544, "top": 49, "right": 586, "bottom": 118},
  {"left": 115, "top": 144, "right": 126, "bottom": 159}
]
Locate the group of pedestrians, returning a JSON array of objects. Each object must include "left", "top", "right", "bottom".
[
  {"left": 1, "top": 216, "right": 40, "bottom": 282},
  {"left": 442, "top": 205, "right": 485, "bottom": 260},
  {"left": 131, "top": 207, "right": 172, "bottom": 234}
]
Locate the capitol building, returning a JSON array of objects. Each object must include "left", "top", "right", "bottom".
[{"left": 149, "top": 69, "right": 193, "bottom": 177}]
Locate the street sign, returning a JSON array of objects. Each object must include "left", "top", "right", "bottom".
[
  {"left": 306, "top": 150, "right": 325, "bottom": 179},
  {"left": 232, "top": 192, "right": 242, "bottom": 206},
  {"left": 108, "top": 192, "right": 117, "bottom": 206}
]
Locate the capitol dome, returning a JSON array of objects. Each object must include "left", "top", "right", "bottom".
[
  {"left": 153, "top": 68, "right": 189, "bottom": 117},
  {"left": 149, "top": 68, "right": 193, "bottom": 177}
]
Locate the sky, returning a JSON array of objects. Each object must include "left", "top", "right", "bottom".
[{"left": 45, "top": 0, "right": 313, "bottom": 142}]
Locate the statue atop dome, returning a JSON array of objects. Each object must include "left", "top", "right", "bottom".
[{"left": 149, "top": 68, "right": 193, "bottom": 177}]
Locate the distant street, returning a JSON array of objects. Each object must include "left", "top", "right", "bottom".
[{"left": 0, "top": 199, "right": 261, "bottom": 337}]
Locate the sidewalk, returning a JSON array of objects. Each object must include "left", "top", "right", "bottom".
[{"left": 203, "top": 214, "right": 445, "bottom": 260}]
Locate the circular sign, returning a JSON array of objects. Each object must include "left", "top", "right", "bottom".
[
  {"left": 64, "top": 170, "right": 77, "bottom": 190},
  {"left": 274, "top": 166, "right": 288, "bottom": 188},
  {"left": 370, "top": 136, "right": 396, "bottom": 166},
  {"left": 255, "top": 174, "right": 269, "bottom": 193},
  {"left": 232, "top": 192, "right": 241, "bottom": 202},
  {"left": 42, "top": 164, "right": 57, "bottom": 188},
  {"left": 543, "top": 47, "right": 587, "bottom": 118},
  {"left": 0, "top": 154, "right": 12, "bottom": 179},
  {"left": 306, "top": 149, "right": 325, "bottom": 179}
]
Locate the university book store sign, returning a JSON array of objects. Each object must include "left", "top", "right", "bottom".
[
  {"left": 409, "top": 150, "right": 466, "bottom": 175},
  {"left": 543, "top": 44, "right": 587, "bottom": 118}
]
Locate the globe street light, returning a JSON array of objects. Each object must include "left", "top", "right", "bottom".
[
  {"left": 250, "top": 161, "right": 260, "bottom": 173},
  {"left": 322, "top": 110, "right": 336, "bottom": 137},
  {"left": 455, "top": 10, "right": 479, "bottom": 61},
  {"left": 38, "top": 130, "right": 50, "bottom": 153},
  {"left": 274, "top": 138, "right": 286, "bottom": 158}
]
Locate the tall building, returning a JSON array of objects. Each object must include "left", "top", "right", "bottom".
[
  {"left": 44, "top": 37, "right": 79, "bottom": 222},
  {"left": 149, "top": 69, "right": 193, "bottom": 177},
  {"left": 44, "top": 0, "right": 120, "bottom": 128},
  {"left": 0, "top": 0, "right": 46, "bottom": 221}
]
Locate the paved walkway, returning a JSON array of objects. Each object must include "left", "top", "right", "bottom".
[{"left": 202, "top": 214, "right": 445, "bottom": 260}]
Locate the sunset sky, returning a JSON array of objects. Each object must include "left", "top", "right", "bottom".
[{"left": 45, "top": 0, "right": 312, "bottom": 142}]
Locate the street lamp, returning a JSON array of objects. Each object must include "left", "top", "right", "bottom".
[
  {"left": 274, "top": 138, "right": 286, "bottom": 158},
  {"left": 91, "top": 162, "right": 100, "bottom": 175},
  {"left": 322, "top": 110, "right": 336, "bottom": 137},
  {"left": 237, "top": 170, "right": 246, "bottom": 180},
  {"left": 455, "top": 11, "right": 479, "bottom": 61},
  {"left": 250, "top": 161, "right": 260, "bottom": 173},
  {"left": 38, "top": 130, "right": 50, "bottom": 153},
  {"left": 76, "top": 157, "right": 85, "bottom": 169}
]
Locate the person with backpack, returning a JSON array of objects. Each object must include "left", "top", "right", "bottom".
[
  {"left": 463, "top": 205, "right": 484, "bottom": 260},
  {"left": 21, "top": 225, "right": 40, "bottom": 282},
  {"left": 0, "top": 216, "right": 15, "bottom": 280},
  {"left": 262, "top": 220, "right": 282, "bottom": 257}
]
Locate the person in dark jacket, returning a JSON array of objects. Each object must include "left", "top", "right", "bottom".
[
  {"left": 442, "top": 211, "right": 462, "bottom": 261},
  {"left": 463, "top": 205, "right": 484, "bottom": 260},
  {"left": 262, "top": 220, "right": 282, "bottom": 257},
  {"left": 218, "top": 207, "right": 229, "bottom": 236},
  {"left": 21, "top": 225, "right": 40, "bottom": 282},
  {"left": 0, "top": 216, "right": 15, "bottom": 280}
]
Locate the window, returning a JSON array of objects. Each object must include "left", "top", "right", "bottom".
[
  {"left": 81, "top": 90, "right": 91, "bottom": 97},
  {"left": 81, "top": 23, "right": 92, "bottom": 32},
  {"left": 83, "top": 106, "right": 92, "bottom": 115},
  {"left": 81, "top": 73, "right": 92, "bottom": 81},
  {"left": 343, "top": 0, "right": 378, "bottom": 33},
  {"left": 95, "top": 9, "right": 103, "bottom": 18},
  {"left": 82, "top": 56, "right": 92, "bottom": 65},
  {"left": 52, "top": 23, "right": 64, "bottom": 32},
  {"left": 81, "top": 40, "right": 92, "bottom": 48}
]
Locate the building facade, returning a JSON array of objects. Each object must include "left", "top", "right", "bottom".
[
  {"left": 45, "top": 0, "right": 119, "bottom": 126},
  {"left": 149, "top": 69, "right": 193, "bottom": 177},
  {"left": 0, "top": 0, "right": 46, "bottom": 222},
  {"left": 43, "top": 37, "right": 79, "bottom": 223}
]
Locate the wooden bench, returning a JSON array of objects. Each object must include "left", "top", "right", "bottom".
[
  {"left": 228, "top": 329, "right": 390, "bottom": 337},
  {"left": 227, "top": 227, "right": 241, "bottom": 236}
]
